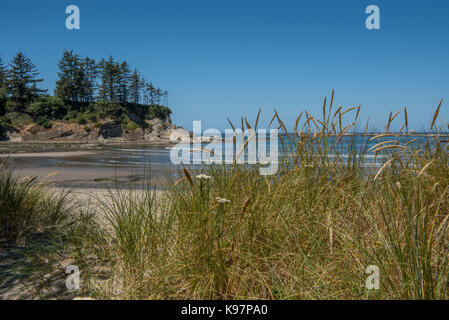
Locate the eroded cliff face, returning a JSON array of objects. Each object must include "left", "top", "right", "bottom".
[{"left": 3, "top": 117, "right": 187, "bottom": 144}]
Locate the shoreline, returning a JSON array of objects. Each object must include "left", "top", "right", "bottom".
[
  {"left": 0, "top": 140, "right": 175, "bottom": 146},
  {"left": 0, "top": 151, "right": 98, "bottom": 158}
]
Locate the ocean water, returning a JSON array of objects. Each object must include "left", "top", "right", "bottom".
[{"left": 38, "top": 134, "right": 433, "bottom": 169}]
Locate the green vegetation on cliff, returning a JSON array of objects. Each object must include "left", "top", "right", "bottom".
[{"left": 0, "top": 51, "right": 171, "bottom": 137}]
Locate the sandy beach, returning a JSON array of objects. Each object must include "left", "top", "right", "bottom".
[{"left": 0, "top": 145, "right": 178, "bottom": 189}]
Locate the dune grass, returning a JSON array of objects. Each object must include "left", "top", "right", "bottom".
[
  {"left": 0, "top": 159, "right": 92, "bottom": 299},
  {"left": 2, "top": 93, "right": 448, "bottom": 300},
  {"left": 0, "top": 161, "right": 75, "bottom": 245},
  {"left": 65, "top": 93, "right": 448, "bottom": 300}
]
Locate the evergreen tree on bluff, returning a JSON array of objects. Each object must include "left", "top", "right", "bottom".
[
  {"left": 79, "top": 57, "right": 98, "bottom": 104},
  {"left": 55, "top": 50, "right": 98, "bottom": 106},
  {"left": 147, "top": 82, "right": 155, "bottom": 105},
  {"left": 55, "top": 50, "right": 81, "bottom": 103},
  {"left": 141, "top": 77, "right": 148, "bottom": 105},
  {"left": 7, "top": 52, "right": 46, "bottom": 112},
  {"left": 0, "top": 57, "right": 7, "bottom": 116},
  {"left": 118, "top": 61, "right": 130, "bottom": 104},
  {"left": 98, "top": 56, "right": 120, "bottom": 103},
  {"left": 0, "top": 57, "right": 6, "bottom": 90},
  {"left": 128, "top": 69, "right": 141, "bottom": 104}
]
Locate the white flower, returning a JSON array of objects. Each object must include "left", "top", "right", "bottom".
[
  {"left": 196, "top": 174, "right": 212, "bottom": 180},
  {"left": 216, "top": 197, "right": 231, "bottom": 204}
]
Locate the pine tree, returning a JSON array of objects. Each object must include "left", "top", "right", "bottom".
[
  {"left": 7, "top": 52, "right": 46, "bottom": 112},
  {"left": 81, "top": 57, "right": 97, "bottom": 104},
  {"left": 55, "top": 50, "right": 81, "bottom": 103},
  {"left": 141, "top": 77, "right": 148, "bottom": 105},
  {"left": 128, "top": 69, "right": 141, "bottom": 104},
  {"left": 0, "top": 57, "right": 6, "bottom": 90},
  {"left": 98, "top": 56, "right": 120, "bottom": 102},
  {"left": 0, "top": 57, "right": 7, "bottom": 116},
  {"left": 55, "top": 50, "right": 98, "bottom": 107},
  {"left": 154, "top": 87, "right": 162, "bottom": 105},
  {"left": 147, "top": 82, "right": 155, "bottom": 105},
  {"left": 163, "top": 90, "right": 169, "bottom": 107},
  {"left": 118, "top": 61, "right": 130, "bottom": 104}
]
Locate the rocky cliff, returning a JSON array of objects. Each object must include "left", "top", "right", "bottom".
[{"left": 2, "top": 117, "right": 190, "bottom": 144}]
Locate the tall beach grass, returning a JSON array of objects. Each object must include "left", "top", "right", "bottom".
[
  {"left": 69, "top": 93, "right": 448, "bottom": 300},
  {"left": 2, "top": 93, "right": 448, "bottom": 299}
]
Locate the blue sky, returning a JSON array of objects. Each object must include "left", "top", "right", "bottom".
[{"left": 1, "top": 0, "right": 448, "bottom": 131}]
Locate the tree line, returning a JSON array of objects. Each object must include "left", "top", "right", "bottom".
[
  {"left": 55, "top": 50, "right": 168, "bottom": 107},
  {"left": 0, "top": 51, "right": 171, "bottom": 132}
]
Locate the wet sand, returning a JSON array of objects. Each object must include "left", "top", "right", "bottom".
[
  {"left": 0, "top": 151, "right": 98, "bottom": 158},
  {"left": 1, "top": 146, "right": 178, "bottom": 189},
  {"left": 10, "top": 165, "right": 174, "bottom": 189}
]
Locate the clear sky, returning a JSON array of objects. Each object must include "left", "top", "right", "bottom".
[{"left": 1, "top": 0, "right": 448, "bottom": 131}]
